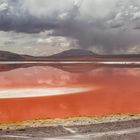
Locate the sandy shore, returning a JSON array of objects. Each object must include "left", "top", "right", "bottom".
[
  {"left": 0, "top": 115, "right": 140, "bottom": 139},
  {"left": 0, "top": 114, "right": 140, "bottom": 130}
]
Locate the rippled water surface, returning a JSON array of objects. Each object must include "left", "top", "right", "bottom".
[{"left": 0, "top": 63, "right": 140, "bottom": 122}]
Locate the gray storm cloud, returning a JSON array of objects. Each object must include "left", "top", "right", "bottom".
[{"left": 0, "top": 0, "right": 140, "bottom": 54}]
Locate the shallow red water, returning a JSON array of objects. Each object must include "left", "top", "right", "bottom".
[{"left": 0, "top": 65, "right": 140, "bottom": 122}]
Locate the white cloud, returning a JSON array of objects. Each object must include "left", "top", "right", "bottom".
[
  {"left": 0, "top": 2, "right": 8, "bottom": 11},
  {"left": 0, "top": 31, "right": 78, "bottom": 56},
  {"left": 0, "top": 0, "right": 140, "bottom": 54},
  {"left": 23, "top": 0, "right": 75, "bottom": 17},
  {"left": 133, "top": 11, "right": 140, "bottom": 20}
]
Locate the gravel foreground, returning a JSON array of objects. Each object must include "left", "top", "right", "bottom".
[{"left": 0, "top": 115, "right": 140, "bottom": 140}]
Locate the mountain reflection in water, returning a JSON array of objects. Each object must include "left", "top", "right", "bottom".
[{"left": 0, "top": 63, "right": 140, "bottom": 122}]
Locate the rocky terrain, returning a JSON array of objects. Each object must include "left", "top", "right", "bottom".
[{"left": 0, "top": 115, "right": 140, "bottom": 140}]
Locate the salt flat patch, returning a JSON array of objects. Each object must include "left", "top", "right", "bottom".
[
  {"left": 0, "top": 87, "right": 90, "bottom": 99},
  {"left": 98, "top": 61, "right": 140, "bottom": 65},
  {"left": 0, "top": 61, "right": 140, "bottom": 65}
]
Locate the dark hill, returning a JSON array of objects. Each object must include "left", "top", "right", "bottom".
[
  {"left": 49, "top": 49, "right": 97, "bottom": 58},
  {"left": 0, "top": 51, "right": 25, "bottom": 61}
]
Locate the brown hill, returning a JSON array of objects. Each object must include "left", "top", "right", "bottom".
[{"left": 0, "top": 49, "right": 140, "bottom": 61}]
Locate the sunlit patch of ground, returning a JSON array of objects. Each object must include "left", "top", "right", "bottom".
[{"left": 0, "top": 114, "right": 140, "bottom": 130}]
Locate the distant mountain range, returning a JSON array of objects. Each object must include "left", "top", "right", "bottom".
[
  {"left": 49, "top": 49, "right": 97, "bottom": 58},
  {"left": 0, "top": 49, "right": 97, "bottom": 61},
  {"left": 0, "top": 51, "right": 24, "bottom": 61},
  {"left": 0, "top": 50, "right": 36, "bottom": 61},
  {"left": 0, "top": 49, "right": 140, "bottom": 73},
  {"left": 0, "top": 49, "right": 140, "bottom": 61}
]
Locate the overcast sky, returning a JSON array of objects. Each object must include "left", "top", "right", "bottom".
[{"left": 0, "top": 0, "right": 140, "bottom": 56}]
